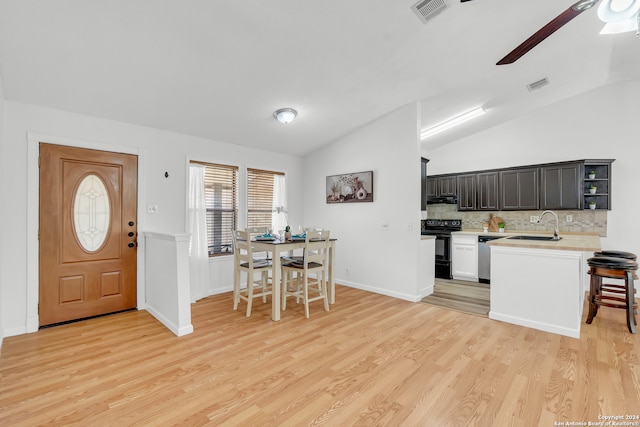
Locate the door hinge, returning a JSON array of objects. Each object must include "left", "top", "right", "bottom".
[{"left": 38, "top": 156, "right": 41, "bottom": 168}]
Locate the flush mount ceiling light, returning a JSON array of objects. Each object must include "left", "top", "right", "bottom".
[
  {"left": 273, "top": 108, "right": 297, "bottom": 124},
  {"left": 420, "top": 107, "right": 486, "bottom": 140},
  {"left": 598, "top": 0, "right": 640, "bottom": 34}
]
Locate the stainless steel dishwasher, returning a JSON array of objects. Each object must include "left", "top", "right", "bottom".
[{"left": 478, "top": 235, "right": 503, "bottom": 284}]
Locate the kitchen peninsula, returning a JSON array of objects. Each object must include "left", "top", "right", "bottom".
[{"left": 487, "top": 233, "right": 601, "bottom": 338}]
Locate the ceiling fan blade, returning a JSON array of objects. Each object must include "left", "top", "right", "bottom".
[{"left": 496, "top": 0, "right": 598, "bottom": 65}]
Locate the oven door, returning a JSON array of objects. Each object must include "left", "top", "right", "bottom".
[
  {"left": 423, "top": 232, "right": 450, "bottom": 261},
  {"left": 422, "top": 231, "right": 452, "bottom": 279}
]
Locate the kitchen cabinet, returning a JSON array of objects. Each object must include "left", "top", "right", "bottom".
[
  {"left": 583, "top": 160, "right": 613, "bottom": 210},
  {"left": 477, "top": 171, "right": 499, "bottom": 210},
  {"left": 500, "top": 167, "right": 539, "bottom": 210},
  {"left": 427, "top": 159, "right": 613, "bottom": 211},
  {"left": 426, "top": 174, "right": 457, "bottom": 198},
  {"left": 457, "top": 174, "right": 476, "bottom": 210},
  {"left": 421, "top": 158, "right": 428, "bottom": 210},
  {"left": 451, "top": 234, "right": 478, "bottom": 281},
  {"left": 438, "top": 175, "right": 457, "bottom": 197},
  {"left": 540, "top": 163, "right": 580, "bottom": 210},
  {"left": 490, "top": 242, "right": 592, "bottom": 338}
]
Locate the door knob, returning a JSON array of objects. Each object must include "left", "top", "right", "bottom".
[
  {"left": 128, "top": 232, "right": 134, "bottom": 237},
  {"left": 128, "top": 221, "right": 135, "bottom": 227},
  {"left": 128, "top": 242, "right": 135, "bottom": 248}
]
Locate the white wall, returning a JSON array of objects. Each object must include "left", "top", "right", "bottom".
[
  {"left": 0, "top": 101, "right": 303, "bottom": 338},
  {"left": 422, "top": 80, "right": 640, "bottom": 258},
  {"left": 0, "top": 72, "right": 5, "bottom": 345},
  {"left": 302, "top": 103, "right": 424, "bottom": 301}
]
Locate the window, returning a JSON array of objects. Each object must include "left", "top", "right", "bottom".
[
  {"left": 193, "top": 162, "right": 238, "bottom": 257},
  {"left": 247, "top": 168, "right": 287, "bottom": 233}
]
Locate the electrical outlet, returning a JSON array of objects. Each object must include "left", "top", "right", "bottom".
[
  {"left": 380, "top": 221, "right": 389, "bottom": 231},
  {"left": 566, "top": 214, "right": 573, "bottom": 223},
  {"left": 530, "top": 215, "right": 540, "bottom": 223},
  {"left": 147, "top": 205, "right": 158, "bottom": 213},
  {"left": 345, "top": 268, "right": 350, "bottom": 276}
]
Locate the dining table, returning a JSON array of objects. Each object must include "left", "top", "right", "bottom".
[{"left": 251, "top": 237, "right": 337, "bottom": 321}]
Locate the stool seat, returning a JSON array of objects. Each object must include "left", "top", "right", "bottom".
[
  {"left": 593, "top": 250, "right": 637, "bottom": 261},
  {"left": 586, "top": 254, "right": 637, "bottom": 334},
  {"left": 587, "top": 256, "right": 638, "bottom": 270}
]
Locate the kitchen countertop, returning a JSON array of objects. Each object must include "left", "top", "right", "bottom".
[{"left": 452, "top": 230, "right": 601, "bottom": 252}]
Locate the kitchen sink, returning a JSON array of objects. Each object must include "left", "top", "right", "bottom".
[{"left": 507, "top": 235, "right": 562, "bottom": 241}]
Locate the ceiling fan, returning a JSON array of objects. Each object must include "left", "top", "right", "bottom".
[
  {"left": 460, "top": 0, "right": 640, "bottom": 65},
  {"left": 495, "top": 0, "right": 601, "bottom": 65}
]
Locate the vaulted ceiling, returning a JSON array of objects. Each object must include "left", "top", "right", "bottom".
[{"left": 0, "top": 0, "right": 638, "bottom": 155}]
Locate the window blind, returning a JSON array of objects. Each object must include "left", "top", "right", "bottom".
[
  {"left": 247, "top": 168, "right": 284, "bottom": 230},
  {"left": 194, "top": 162, "right": 238, "bottom": 257}
]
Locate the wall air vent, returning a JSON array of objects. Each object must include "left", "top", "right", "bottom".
[
  {"left": 411, "top": 0, "right": 449, "bottom": 24},
  {"left": 527, "top": 77, "right": 550, "bottom": 92}
]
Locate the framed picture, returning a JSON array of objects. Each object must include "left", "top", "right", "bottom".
[{"left": 326, "top": 171, "right": 373, "bottom": 203}]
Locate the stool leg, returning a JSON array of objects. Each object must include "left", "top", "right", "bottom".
[
  {"left": 594, "top": 275, "right": 602, "bottom": 317},
  {"left": 586, "top": 269, "right": 598, "bottom": 324},
  {"left": 626, "top": 271, "right": 636, "bottom": 334}
]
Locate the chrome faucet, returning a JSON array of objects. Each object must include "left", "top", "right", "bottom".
[{"left": 538, "top": 210, "right": 560, "bottom": 240}]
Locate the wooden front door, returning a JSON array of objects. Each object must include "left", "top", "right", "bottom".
[{"left": 39, "top": 143, "right": 138, "bottom": 326}]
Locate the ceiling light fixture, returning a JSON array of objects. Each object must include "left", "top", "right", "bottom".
[
  {"left": 273, "top": 108, "right": 297, "bottom": 124},
  {"left": 597, "top": 0, "right": 640, "bottom": 34},
  {"left": 420, "top": 107, "right": 486, "bottom": 140}
]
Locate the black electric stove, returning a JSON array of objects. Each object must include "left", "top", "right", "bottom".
[{"left": 421, "top": 219, "right": 462, "bottom": 279}]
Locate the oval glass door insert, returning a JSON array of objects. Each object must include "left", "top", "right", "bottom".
[{"left": 73, "top": 174, "right": 111, "bottom": 252}]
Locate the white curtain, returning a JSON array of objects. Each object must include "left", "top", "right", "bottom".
[
  {"left": 188, "top": 164, "right": 210, "bottom": 303},
  {"left": 272, "top": 174, "right": 288, "bottom": 234}
]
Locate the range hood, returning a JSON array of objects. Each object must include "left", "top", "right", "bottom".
[{"left": 426, "top": 195, "right": 458, "bottom": 205}]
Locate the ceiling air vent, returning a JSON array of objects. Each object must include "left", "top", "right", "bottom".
[
  {"left": 527, "top": 77, "right": 550, "bottom": 92},
  {"left": 411, "top": 0, "right": 449, "bottom": 24}
]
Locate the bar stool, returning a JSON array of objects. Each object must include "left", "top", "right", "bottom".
[
  {"left": 586, "top": 256, "right": 638, "bottom": 334},
  {"left": 593, "top": 250, "right": 637, "bottom": 261}
]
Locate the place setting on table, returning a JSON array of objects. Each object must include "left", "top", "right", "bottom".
[{"left": 251, "top": 227, "right": 310, "bottom": 243}]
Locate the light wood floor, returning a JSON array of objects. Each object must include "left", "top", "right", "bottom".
[
  {"left": 1, "top": 285, "right": 639, "bottom": 426},
  {"left": 421, "top": 279, "right": 490, "bottom": 317}
]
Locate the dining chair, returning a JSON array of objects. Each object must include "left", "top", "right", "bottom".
[
  {"left": 245, "top": 226, "right": 271, "bottom": 260},
  {"left": 280, "top": 227, "right": 324, "bottom": 264},
  {"left": 281, "top": 229, "right": 331, "bottom": 318},
  {"left": 232, "top": 230, "right": 273, "bottom": 317}
]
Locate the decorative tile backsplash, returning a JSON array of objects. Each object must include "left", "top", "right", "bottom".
[{"left": 427, "top": 204, "right": 608, "bottom": 236}]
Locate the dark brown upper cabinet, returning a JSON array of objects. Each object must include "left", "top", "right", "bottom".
[
  {"left": 583, "top": 160, "right": 613, "bottom": 210},
  {"left": 540, "top": 163, "right": 581, "bottom": 210},
  {"left": 477, "top": 171, "right": 499, "bottom": 211},
  {"left": 424, "top": 159, "right": 613, "bottom": 211},
  {"left": 457, "top": 174, "right": 477, "bottom": 211},
  {"left": 437, "top": 175, "right": 457, "bottom": 197},
  {"left": 500, "top": 168, "right": 539, "bottom": 210},
  {"left": 421, "top": 158, "right": 428, "bottom": 210},
  {"left": 426, "top": 175, "right": 457, "bottom": 198}
]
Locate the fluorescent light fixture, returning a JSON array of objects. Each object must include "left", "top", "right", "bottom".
[
  {"left": 273, "top": 108, "right": 297, "bottom": 124},
  {"left": 420, "top": 107, "right": 486, "bottom": 140}
]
